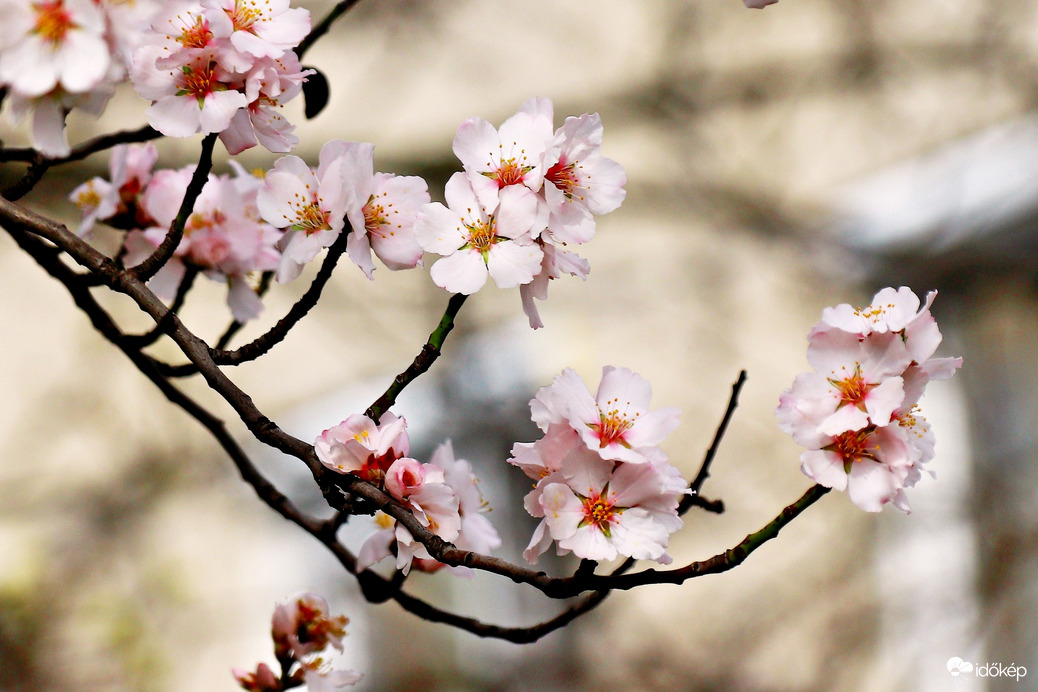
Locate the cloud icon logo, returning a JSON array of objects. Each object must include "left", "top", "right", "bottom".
[{"left": 948, "top": 657, "right": 974, "bottom": 677}]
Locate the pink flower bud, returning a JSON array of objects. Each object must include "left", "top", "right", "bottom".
[{"left": 384, "top": 457, "right": 426, "bottom": 500}]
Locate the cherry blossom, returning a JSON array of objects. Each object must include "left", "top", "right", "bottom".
[
  {"left": 236, "top": 591, "right": 361, "bottom": 691},
  {"left": 116, "top": 164, "right": 282, "bottom": 321},
  {"left": 69, "top": 143, "right": 158, "bottom": 236},
  {"left": 336, "top": 142, "right": 429, "bottom": 279},
  {"left": 414, "top": 172, "right": 543, "bottom": 294},
  {"left": 357, "top": 476, "right": 461, "bottom": 576},
  {"left": 203, "top": 0, "right": 310, "bottom": 61},
  {"left": 232, "top": 662, "right": 280, "bottom": 692},
  {"left": 542, "top": 110, "right": 627, "bottom": 245},
  {"left": 797, "top": 424, "right": 913, "bottom": 513},
  {"left": 0, "top": 0, "right": 159, "bottom": 155},
  {"left": 0, "top": 0, "right": 110, "bottom": 98},
  {"left": 257, "top": 140, "right": 353, "bottom": 282},
  {"left": 531, "top": 366, "right": 681, "bottom": 464},
  {"left": 129, "top": 0, "right": 311, "bottom": 149},
  {"left": 272, "top": 591, "right": 349, "bottom": 659},
  {"left": 452, "top": 97, "right": 554, "bottom": 214},
  {"left": 219, "top": 52, "right": 313, "bottom": 154},
  {"left": 522, "top": 446, "right": 688, "bottom": 564},
  {"left": 778, "top": 287, "right": 962, "bottom": 512},
  {"left": 430, "top": 442, "right": 502, "bottom": 573},
  {"left": 314, "top": 413, "right": 409, "bottom": 484}
]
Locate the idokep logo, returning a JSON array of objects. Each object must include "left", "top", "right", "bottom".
[
  {"left": 947, "top": 657, "right": 1028, "bottom": 682},
  {"left": 947, "top": 657, "right": 973, "bottom": 678}
]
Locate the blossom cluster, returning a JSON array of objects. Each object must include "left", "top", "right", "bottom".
[
  {"left": 777, "top": 287, "right": 962, "bottom": 512},
  {"left": 413, "top": 98, "right": 627, "bottom": 328},
  {"left": 315, "top": 414, "right": 500, "bottom": 575},
  {"left": 233, "top": 591, "right": 361, "bottom": 692},
  {"left": 0, "top": 0, "right": 160, "bottom": 156},
  {"left": 130, "top": 0, "right": 312, "bottom": 154},
  {"left": 70, "top": 143, "right": 282, "bottom": 321},
  {"left": 258, "top": 139, "right": 429, "bottom": 283},
  {"left": 508, "top": 366, "right": 688, "bottom": 564}
]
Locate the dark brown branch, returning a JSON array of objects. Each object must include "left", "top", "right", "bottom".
[
  {"left": 157, "top": 231, "right": 351, "bottom": 378},
  {"left": 297, "top": 0, "right": 365, "bottom": 60},
  {"left": 686, "top": 369, "right": 747, "bottom": 501},
  {"left": 7, "top": 222, "right": 320, "bottom": 534},
  {"left": 0, "top": 194, "right": 831, "bottom": 643},
  {"left": 123, "top": 267, "right": 199, "bottom": 349},
  {"left": 1, "top": 125, "right": 162, "bottom": 201},
  {"left": 365, "top": 292, "right": 468, "bottom": 422},
  {"left": 130, "top": 132, "right": 218, "bottom": 283},
  {"left": 0, "top": 124, "right": 160, "bottom": 164}
]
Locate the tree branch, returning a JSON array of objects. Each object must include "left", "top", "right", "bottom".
[{"left": 365, "top": 292, "right": 468, "bottom": 422}]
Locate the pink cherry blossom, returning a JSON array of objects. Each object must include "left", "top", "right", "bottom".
[
  {"left": 414, "top": 172, "right": 543, "bottom": 294},
  {"left": 542, "top": 111, "right": 627, "bottom": 245},
  {"left": 526, "top": 446, "right": 687, "bottom": 564},
  {"left": 452, "top": 97, "right": 554, "bottom": 214},
  {"left": 815, "top": 286, "right": 931, "bottom": 338},
  {"left": 532, "top": 366, "right": 681, "bottom": 464},
  {"left": 334, "top": 142, "right": 429, "bottom": 279},
  {"left": 799, "top": 425, "right": 912, "bottom": 513},
  {"left": 0, "top": 0, "right": 110, "bottom": 98},
  {"left": 144, "top": 49, "right": 250, "bottom": 137},
  {"left": 130, "top": 1, "right": 311, "bottom": 146},
  {"left": 779, "top": 288, "right": 962, "bottom": 512},
  {"left": 119, "top": 165, "right": 282, "bottom": 321},
  {"left": 233, "top": 662, "right": 279, "bottom": 692},
  {"left": 204, "top": 0, "right": 310, "bottom": 61},
  {"left": 433, "top": 442, "right": 501, "bottom": 568},
  {"left": 314, "top": 413, "right": 409, "bottom": 484},
  {"left": 258, "top": 140, "right": 353, "bottom": 282},
  {"left": 70, "top": 143, "right": 158, "bottom": 235},
  {"left": 218, "top": 52, "right": 310, "bottom": 154},
  {"left": 796, "top": 329, "right": 912, "bottom": 436},
  {"left": 384, "top": 457, "right": 430, "bottom": 501},
  {"left": 357, "top": 478, "right": 461, "bottom": 576},
  {"left": 271, "top": 591, "right": 349, "bottom": 659}
]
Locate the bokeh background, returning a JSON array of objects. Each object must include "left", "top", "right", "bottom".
[{"left": 2, "top": 1, "right": 1035, "bottom": 690}]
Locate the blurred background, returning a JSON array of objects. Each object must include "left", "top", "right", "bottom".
[{"left": 1, "top": 0, "right": 1035, "bottom": 689}]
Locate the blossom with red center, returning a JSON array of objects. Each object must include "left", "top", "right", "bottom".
[
  {"left": 528, "top": 446, "right": 687, "bottom": 564},
  {"left": 334, "top": 141, "right": 429, "bottom": 279},
  {"left": 313, "top": 413, "right": 410, "bottom": 484},
  {"left": 799, "top": 425, "right": 912, "bottom": 513},
  {"left": 778, "top": 287, "right": 962, "bottom": 512},
  {"left": 204, "top": 0, "right": 310, "bottom": 61},
  {"left": 779, "top": 329, "right": 911, "bottom": 438},
  {"left": 452, "top": 98, "right": 554, "bottom": 215},
  {"left": 528, "top": 366, "right": 680, "bottom": 464},
  {"left": 541, "top": 110, "right": 627, "bottom": 246},
  {"left": 238, "top": 591, "right": 361, "bottom": 691},
  {"left": 414, "top": 172, "right": 543, "bottom": 295},
  {"left": 257, "top": 139, "right": 353, "bottom": 282},
  {"left": 0, "top": 0, "right": 110, "bottom": 98},
  {"left": 143, "top": 49, "right": 248, "bottom": 137}
]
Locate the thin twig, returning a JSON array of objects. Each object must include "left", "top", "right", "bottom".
[
  {"left": 365, "top": 292, "right": 468, "bottom": 422},
  {"left": 124, "top": 267, "right": 199, "bottom": 349},
  {"left": 131, "top": 132, "right": 218, "bottom": 283},
  {"left": 158, "top": 232, "right": 351, "bottom": 378},
  {"left": 297, "top": 0, "right": 365, "bottom": 60}
]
